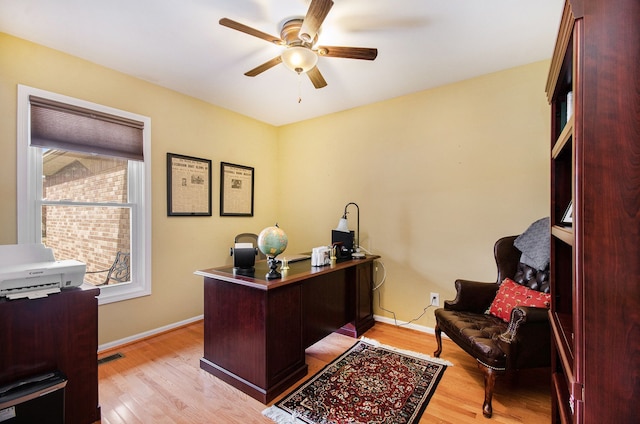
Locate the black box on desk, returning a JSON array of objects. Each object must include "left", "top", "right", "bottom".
[
  {"left": 0, "top": 371, "right": 66, "bottom": 424},
  {"left": 331, "top": 230, "right": 354, "bottom": 259}
]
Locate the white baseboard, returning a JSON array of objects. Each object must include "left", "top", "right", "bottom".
[
  {"left": 98, "top": 313, "right": 440, "bottom": 354},
  {"left": 373, "top": 314, "right": 449, "bottom": 339},
  {"left": 98, "top": 314, "right": 203, "bottom": 353}
]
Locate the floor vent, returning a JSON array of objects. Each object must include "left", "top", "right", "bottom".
[{"left": 98, "top": 352, "right": 124, "bottom": 365}]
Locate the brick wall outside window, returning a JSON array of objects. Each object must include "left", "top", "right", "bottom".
[{"left": 43, "top": 157, "right": 130, "bottom": 286}]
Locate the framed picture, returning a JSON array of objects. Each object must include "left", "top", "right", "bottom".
[
  {"left": 167, "top": 153, "right": 212, "bottom": 216},
  {"left": 220, "top": 162, "right": 254, "bottom": 216},
  {"left": 561, "top": 200, "right": 573, "bottom": 225}
]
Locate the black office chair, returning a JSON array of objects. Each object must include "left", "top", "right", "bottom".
[{"left": 234, "top": 233, "right": 266, "bottom": 259}]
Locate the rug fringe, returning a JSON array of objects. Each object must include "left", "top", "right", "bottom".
[
  {"left": 262, "top": 406, "right": 307, "bottom": 424},
  {"left": 360, "top": 336, "right": 454, "bottom": 367}
]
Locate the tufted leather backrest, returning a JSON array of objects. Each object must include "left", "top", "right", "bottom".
[
  {"left": 513, "top": 262, "right": 550, "bottom": 293},
  {"left": 494, "top": 235, "right": 550, "bottom": 293}
]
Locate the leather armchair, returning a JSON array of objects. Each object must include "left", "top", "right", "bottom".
[{"left": 433, "top": 235, "right": 550, "bottom": 418}]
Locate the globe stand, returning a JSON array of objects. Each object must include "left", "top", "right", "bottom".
[{"left": 265, "top": 256, "right": 281, "bottom": 280}]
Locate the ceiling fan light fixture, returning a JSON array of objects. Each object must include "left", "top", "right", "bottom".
[
  {"left": 281, "top": 46, "right": 318, "bottom": 74},
  {"left": 220, "top": 0, "right": 376, "bottom": 87}
]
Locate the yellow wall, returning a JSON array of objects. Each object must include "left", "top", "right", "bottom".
[
  {"left": 277, "top": 60, "right": 550, "bottom": 329},
  {"left": 0, "top": 32, "right": 550, "bottom": 342},
  {"left": 0, "top": 33, "right": 279, "bottom": 344}
]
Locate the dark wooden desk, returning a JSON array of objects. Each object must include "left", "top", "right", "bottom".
[{"left": 195, "top": 255, "right": 379, "bottom": 403}]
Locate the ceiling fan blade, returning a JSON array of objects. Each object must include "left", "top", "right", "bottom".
[
  {"left": 307, "top": 66, "right": 327, "bottom": 89},
  {"left": 299, "top": 0, "right": 334, "bottom": 43},
  {"left": 244, "top": 56, "right": 283, "bottom": 77},
  {"left": 219, "top": 18, "right": 283, "bottom": 44},
  {"left": 317, "top": 46, "right": 378, "bottom": 60}
]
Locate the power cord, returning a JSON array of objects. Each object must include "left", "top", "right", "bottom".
[
  {"left": 358, "top": 246, "right": 387, "bottom": 291},
  {"left": 377, "top": 287, "right": 437, "bottom": 327},
  {"left": 363, "top": 250, "right": 437, "bottom": 328}
]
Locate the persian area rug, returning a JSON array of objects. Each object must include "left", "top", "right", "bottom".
[{"left": 262, "top": 338, "right": 452, "bottom": 424}]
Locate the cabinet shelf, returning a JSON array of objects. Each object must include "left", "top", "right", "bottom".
[
  {"left": 552, "top": 225, "right": 573, "bottom": 246},
  {"left": 552, "top": 372, "right": 573, "bottom": 424},
  {"left": 552, "top": 116, "right": 573, "bottom": 159},
  {"left": 550, "top": 311, "right": 575, "bottom": 376}
]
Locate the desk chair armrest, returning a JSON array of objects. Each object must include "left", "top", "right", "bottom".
[
  {"left": 497, "top": 306, "right": 551, "bottom": 369},
  {"left": 444, "top": 279, "right": 499, "bottom": 313},
  {"left": 500, "top": 306, "right": 549, "bottom": 341},
  {"left": 500, "top": 306, "right": 549, "bottom": 342}
]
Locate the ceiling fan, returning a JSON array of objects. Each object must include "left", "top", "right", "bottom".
[{"left": 219, "top": 0, "right": 378, "bottom": 89}]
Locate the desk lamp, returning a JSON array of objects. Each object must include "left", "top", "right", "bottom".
[{"left": 335, "top": 202, "right": 365, "bottom": 258}]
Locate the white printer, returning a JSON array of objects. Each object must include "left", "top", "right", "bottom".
[{"left": 0, "top": 244, "right": 85, "bottom": 300}]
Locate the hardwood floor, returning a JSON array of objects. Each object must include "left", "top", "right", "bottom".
[{"left": 98, "top": 321, "right": 550, "bottom": 423}]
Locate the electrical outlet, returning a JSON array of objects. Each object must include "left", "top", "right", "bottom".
[{"left": 430, "top": 292, "right": 440, "bottom": 307}]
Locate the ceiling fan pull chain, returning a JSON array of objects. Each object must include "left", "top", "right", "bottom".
[{"left": 298, "top": 72, "right": 303, "bottom": 103}]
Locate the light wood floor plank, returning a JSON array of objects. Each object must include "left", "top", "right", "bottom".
[{"left": 98, "top": 320, "right": 550, "bottom": 423}]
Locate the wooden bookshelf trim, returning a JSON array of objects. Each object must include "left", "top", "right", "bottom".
[{"left": 546, "top": 1, "right": 575, "bottom": 102}]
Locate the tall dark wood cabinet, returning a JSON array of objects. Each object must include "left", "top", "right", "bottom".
[
  {"left": 0, "top": 285, "right": 100, "bottom": 424},
  {"left": 546, "top": 1, "right": 639, "bottom": 422}
]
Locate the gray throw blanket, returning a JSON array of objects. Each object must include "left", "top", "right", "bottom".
[{"left": 514, "top": 217, "right": 550, "bottom": 270}]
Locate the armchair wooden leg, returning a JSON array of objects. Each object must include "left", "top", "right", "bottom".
[
  {"left": 478, "top": 362, "right": 499, "bottom": 418},
  {"left": 434, "top": 323, "right": 443, "bottom": 357}
]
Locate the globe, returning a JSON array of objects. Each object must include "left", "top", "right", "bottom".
[{"left": 257, "top": 224, "right": 288, "bottom": 258}]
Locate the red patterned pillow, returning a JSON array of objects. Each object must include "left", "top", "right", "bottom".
[{"left": 488, "top": 278, "right": 551, "bottom": 322}]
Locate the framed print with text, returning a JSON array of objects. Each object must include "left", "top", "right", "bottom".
[
  {"left": 167, "top": 153, "right": 212, "bottom": 216},
  {"left": 220, "top": 162, "right": 254, "bottom": 216}
]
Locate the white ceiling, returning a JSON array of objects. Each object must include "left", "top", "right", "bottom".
[{"left": 0, "top": 0, "right": 563, "bottom": 126}]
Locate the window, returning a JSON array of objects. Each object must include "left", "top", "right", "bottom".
[{"left": 17, "top": 85, "right": 151, "bottom": 304}]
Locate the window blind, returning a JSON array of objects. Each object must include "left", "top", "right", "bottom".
[{"left": 30, "top": 96, "right": 144, "bottom": 161}]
